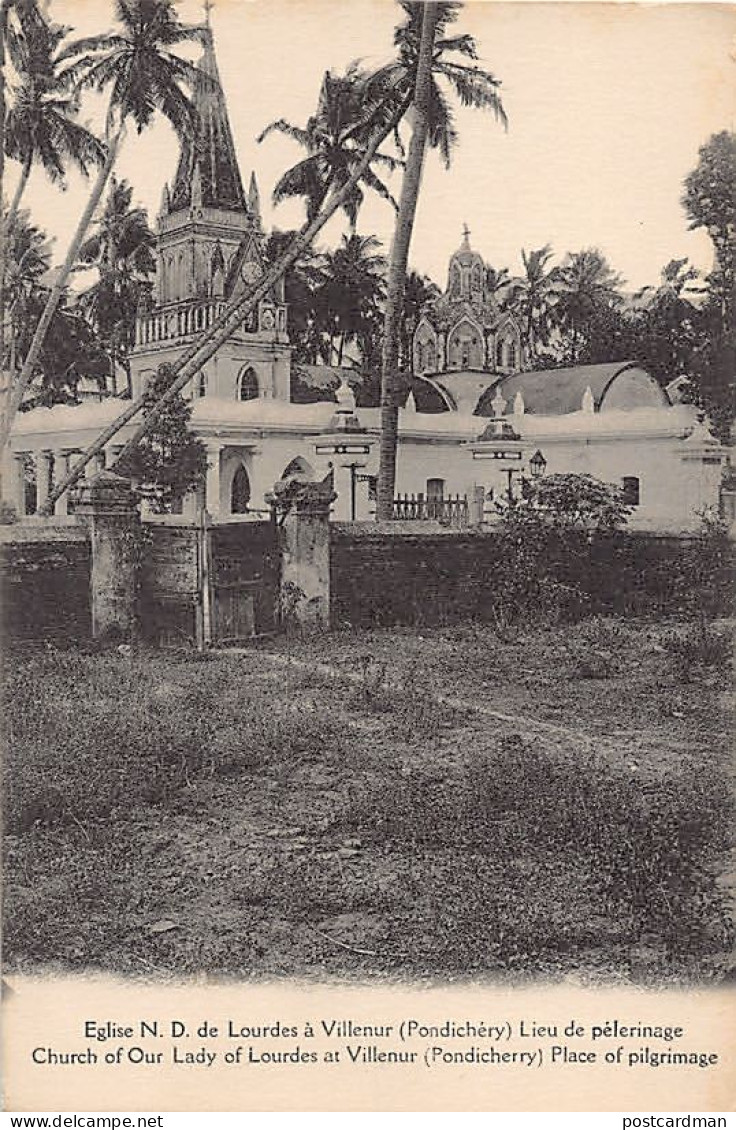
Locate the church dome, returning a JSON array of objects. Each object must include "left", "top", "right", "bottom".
[{"left": 447, "top": 226, "right": 485, "bottom": 298}]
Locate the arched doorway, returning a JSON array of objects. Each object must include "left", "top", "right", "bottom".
[{"left": 231, "top": 464, "right": 251, "bottom": 513}]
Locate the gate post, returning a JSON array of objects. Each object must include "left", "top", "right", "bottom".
[
  {"left": 73, "top": 470, "right": 140, "bottom": 641},
  {"left": 273, "top": 478, "right": 336, "bottom": 628}
]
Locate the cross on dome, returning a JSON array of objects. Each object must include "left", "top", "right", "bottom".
[
  {"left": 461, "top": 222, "right": 471, "bottom": 248},
  {"left": 203, "top": 0, "right": 214, "bottom": 26}
]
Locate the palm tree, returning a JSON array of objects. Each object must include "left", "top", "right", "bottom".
[
  {"left": 263, "top": 229, "right": 329, "bottom": 365},
  {"left": 319, "top": 233, "right": 386, "bottom": 365},
  {"left": 4, "top": 14, "right": 105, "bottom": 230},
  {"left": 257, "top": 63, "right": 402, "bottom": 230},
  {"left": 0, "top": 0, "right": 201, "bottom": 455},
  {"left": 77, "top": 176, "right": 155, "bottom": 396},
  {"left": 399, "top": 269, "right": 440, "bottom": 370},
  {"left": 3, "top": 205, "right": 50, "bottom": 377},
  {"left": 4, "top": 208, "right": 108, "bottom": 403},
  {"left": 553, "top": 248, "right": 624, "bottom": 364},
  {"left": 1, "top": 0, "right": 99, "bottom": 385},
  {"left": 484, "top": 263, "right": 512, "bottom": 301},
  {"left": 375, "top": 1, "right": 507, "bottom": 519},
  {"left": 508, "top": 244, "right": 560, "bottom": 364},
  {"left": 44, "top": 62, "right": 416, "bottom": 512}
]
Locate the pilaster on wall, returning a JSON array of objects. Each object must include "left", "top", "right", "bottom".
[
  {"left": 271, "top": 477, "right": 336, "bottom": 627},
  {"left": 73, "top": 471, "right": 140, "bottom": 641}
]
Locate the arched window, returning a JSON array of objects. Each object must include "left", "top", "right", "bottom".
[
  {"left": 496, "top": 339, "right": 505, "bottom": 368},
  {"left": 472, "top": 263, "right": 483, "bottom": 292},
  {"left": 425, "top": 341, "right": 436, "bottom": 371},
  {"left": 197, "top": 371, "right": 207, "bottom": 398},
  {"left": 507, "top": 341, "right": 518, "bottom": 370},
  {"left": 415, "top": 342, "right": 425, "bottom": 372},
  {"left": 450, "top": 264, "right": 461, "bottom": 297},
  {"left": 237, "top": 366, "right": 258, "bottom": 401},
  {"left": 231, "top": 465, "right": 251, "bottom": 513}
]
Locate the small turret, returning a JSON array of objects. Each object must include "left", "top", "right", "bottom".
[{"left": 248, "top": 172, "right": 262, "bottom": 230}]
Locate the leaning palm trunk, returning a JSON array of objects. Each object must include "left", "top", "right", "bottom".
[
  {"left": 42, "top": 94, "right": 412, "bottom": 514},
  {"left": 375, "top": 2, "right": 438, "bottom": 521},
  {"left": 0, "top": 122, "right": 125, "bottom": 454}
]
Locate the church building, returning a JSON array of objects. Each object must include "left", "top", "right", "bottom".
[{"left": 2, "top": 24, "right": 727, "bottom": 534}]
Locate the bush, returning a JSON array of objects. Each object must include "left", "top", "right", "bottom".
[{"left": 0, "top": 500, "right": 18, "bottom": 525}]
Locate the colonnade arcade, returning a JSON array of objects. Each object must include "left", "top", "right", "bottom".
[{"left": 8, "top": 445, "right": 125, "bottom": 517}]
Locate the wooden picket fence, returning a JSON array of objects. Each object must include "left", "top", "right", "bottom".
[{"left": 392, "top": 492, "right": 469, "bottom": 527}]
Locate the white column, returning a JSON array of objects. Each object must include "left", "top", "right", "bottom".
[
  {"left": 35, "top": 450, "right": 52, "bottom": 513},
  {"left": 206, "top": 443, "right": 222, "bottom": 517},
  {"left": 12, "top": 453, "right": 27, "bottom": 517},
  {"left": 331, "top": 461, "right": 354, "bottom": 522},
  {"left": 54, "top": 451, "right": 71, "bottom": 516}
]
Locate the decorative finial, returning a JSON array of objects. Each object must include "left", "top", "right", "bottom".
[
  {"left": 581, "top": 385, "right": 595, "bottom": 414},
  {"left": 491, "top": 387, "right": 506, "bottom": 418},
  {"left": 462, "top": 222, "right": 471, "bottom": 248},
  {"left": 203, "top": 0, "right": 214, "bottom": 26},
  {"left": 513, "top": 390, "right": 525, "bottom": 416}
]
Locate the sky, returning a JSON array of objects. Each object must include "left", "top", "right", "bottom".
[{"left": 9, "top": 0, "right": 736, "bottom": 292}]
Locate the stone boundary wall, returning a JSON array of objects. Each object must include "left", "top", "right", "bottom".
[
  {"left": 330, "top": 522, "right": 503, "bottom": 628},
  {"left": 329, "top": 523, "right": 732, "bottom": 629},
  {"left": 0, "top": 520, "right": 91, "bottom": 642}
]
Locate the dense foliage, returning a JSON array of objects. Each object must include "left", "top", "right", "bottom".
[{"left": 116, "top": 362, "right": 207, "bottom": 511}]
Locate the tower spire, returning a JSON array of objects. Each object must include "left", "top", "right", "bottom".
[{"left": 168, "top": 19, "right": 247, "bottom": 214}]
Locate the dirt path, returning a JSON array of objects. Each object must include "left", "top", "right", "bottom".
[{"left": 227, "top": 647, "right": 655, "bottom": 761}]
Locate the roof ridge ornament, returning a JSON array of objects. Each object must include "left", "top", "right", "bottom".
[{"left": 581, "top": 385, "right": 595, "bottom": 414}]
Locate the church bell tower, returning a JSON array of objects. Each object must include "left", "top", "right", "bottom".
[{"left": 130, "top": 20, "right": 290, "bottom": 403}]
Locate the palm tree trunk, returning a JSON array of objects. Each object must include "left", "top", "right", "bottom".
[
  {"left": 0, "top": 122, "right": 125, "bottom": 455},
  {"left": 42, "top": 93, "right": 413, "bottom": 514},
  {"left": 375, "top": 2, "right": 438, "bottom": 520},
  {"left": 5, "top": 155, "right": 32, "bottom": 235}
]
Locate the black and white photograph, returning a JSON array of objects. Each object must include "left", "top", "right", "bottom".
[{"left": 1, "top": 0, "right": 734, "bottom": 1115}]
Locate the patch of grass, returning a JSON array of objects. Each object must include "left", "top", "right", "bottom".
[
  {"left": 4, "top": 618, "right": 734, "bottom": 983},
  {"left": 4, "top": 647, "right": 346, "bottom": 835},
  {"left": 664, "top": 624, "right": 733, "bottom": 682},
  {"left": 337, "top": 736, "right": 734, "bottom": 968}
]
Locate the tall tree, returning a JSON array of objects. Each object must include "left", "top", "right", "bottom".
[
  {"left": 5, "top": 208, "right": 108, "bottom": 402},
  {"left": 257, "top": 63, "right": 401, "bottom": 230},
  {"left": 4, "top": 13, "right": 104, "bottom": 230},
  {"left": 509, "top": 244, "right": 559, "bottom": 364},
  {"left": 77, "top": 176, "right": 155, "bottom": 397},
  {"left": 0, "top": 0, "right": 201, "bottom": 455},
  {"left": 680, "top": 131, "right": 736, "bottom": 438},
  {"left": 376, "top": 1, "right": 506, "bottom": 518},
  {"left": 44, "top": 62, "right": 415, "bottom": 512},
  {"left": 263, "top": 229, "right": 327, "bottom": 364},
  {"left": 318, "top": 232, "right": 386, "bottom": 365},
  {"left": 399, "top": 268, "right": 439, "bottom": 371},
  {"left": 553, "top": 248, "right": 624, "bottom": 364},
  {"left": 682, "top": 130, "right": 735, "bottom": 330},
  {"left": 1, "top": 0, "right": 98, "bottom": 388}
]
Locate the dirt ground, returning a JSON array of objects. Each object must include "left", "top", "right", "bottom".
[{"left": 4, "top": 615, "right": 734, "bottom": 984}]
